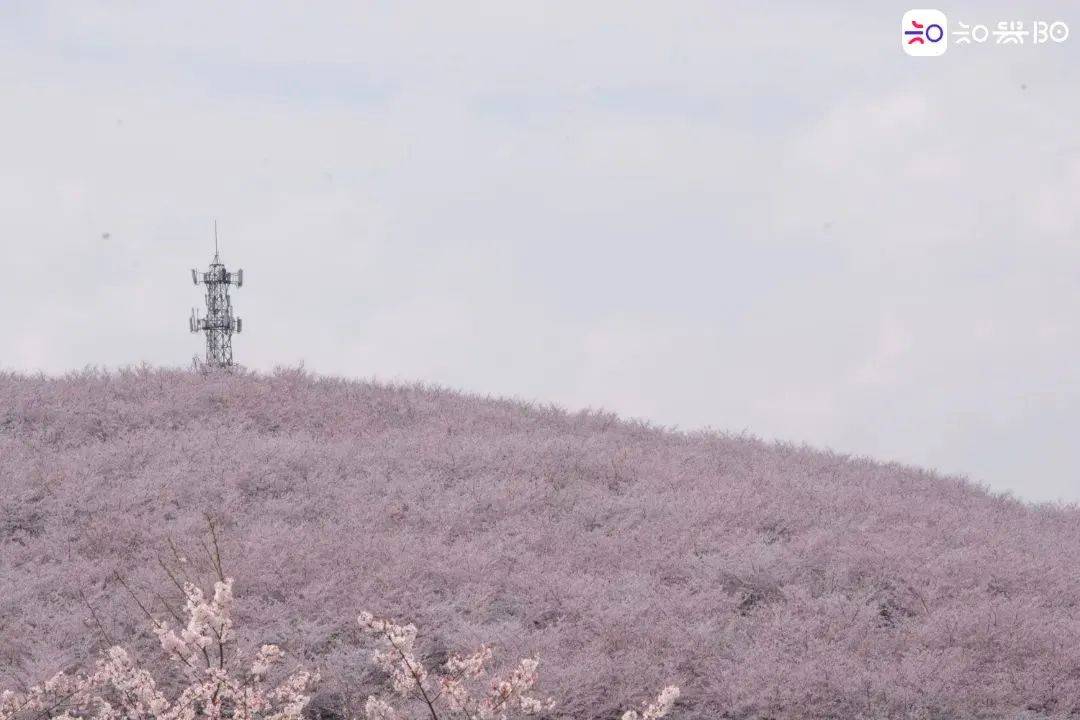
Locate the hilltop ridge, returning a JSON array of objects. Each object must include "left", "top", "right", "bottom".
[{"left": 2, "top": 367, "right": 1079, "bottom": 719}]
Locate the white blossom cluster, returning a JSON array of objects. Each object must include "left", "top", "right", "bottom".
[
  {"left": 154, "top": 579, "right": 235, "bottom": 668},
  {"left": 0, "top": 579, "right": 313, "bottom": 720},
  {"left": 358, "top": 610, "right": 556, "bottom": 720},
  {"left": 620, "top": 686, "right": 680, "bottom": 720}
]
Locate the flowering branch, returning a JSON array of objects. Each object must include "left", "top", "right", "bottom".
[
  {"left": 0, "top": 575, "right": 313, "bottom": 720},
  {"left": 357, "top": 611, "right": 678, "bottom": 720}
]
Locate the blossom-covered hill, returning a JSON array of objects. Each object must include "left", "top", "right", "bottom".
[{"left": 2, "top": 367, "right": 1080, "bottom": 719}]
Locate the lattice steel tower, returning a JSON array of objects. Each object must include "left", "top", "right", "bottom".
[{"left": 189, "top": 223, "right": 244, "bottom": 369}]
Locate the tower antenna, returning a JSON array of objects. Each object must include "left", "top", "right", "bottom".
[{"left": 189, "top": 225, "right": 244, "bottom": 370}]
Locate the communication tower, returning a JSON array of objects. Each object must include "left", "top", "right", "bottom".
[{"left": 190, "top": 222, "right": 243, "bottom": 369}]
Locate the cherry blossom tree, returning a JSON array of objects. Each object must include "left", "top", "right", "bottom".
[{"left": 5, "top": 366, "right": 1080, "bottom": 717}]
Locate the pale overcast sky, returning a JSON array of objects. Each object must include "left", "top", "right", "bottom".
[{"left": 2, "top": 2, "right": 1079, "bottom": 503}]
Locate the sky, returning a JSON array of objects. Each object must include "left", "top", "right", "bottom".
[{"left": 1, "top": 2, "right": 1079, "bottom": 503}]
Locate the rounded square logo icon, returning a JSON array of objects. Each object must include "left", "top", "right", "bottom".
[{"left": 903, "top": 9, "right": 948, "bottom": 55}]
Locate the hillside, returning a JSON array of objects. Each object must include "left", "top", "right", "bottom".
[{"left": 2, "top": 368, "right": 1080, "bottom": 719}]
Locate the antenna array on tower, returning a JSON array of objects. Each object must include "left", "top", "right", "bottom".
[{"left": 190, "top": 222, "right": 244, "bottom": 369}]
